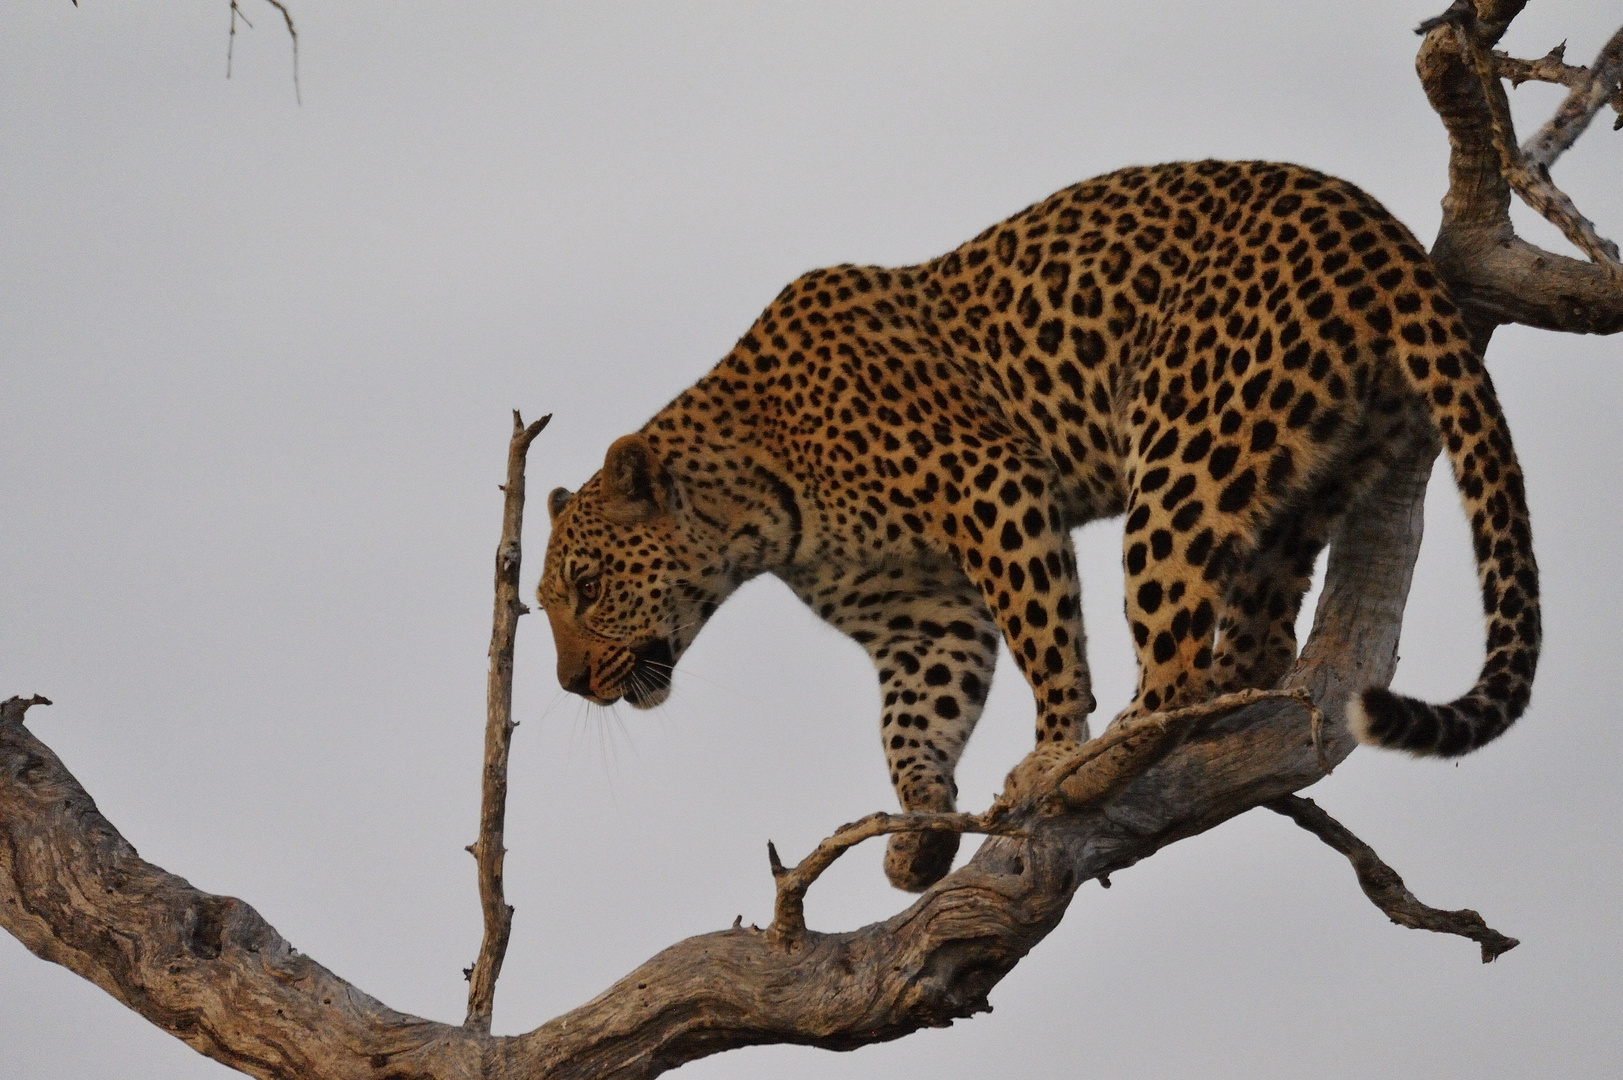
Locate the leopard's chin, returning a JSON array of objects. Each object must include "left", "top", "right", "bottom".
[{"left": 623, "top": 683, "right": 671, "bottom": 709}]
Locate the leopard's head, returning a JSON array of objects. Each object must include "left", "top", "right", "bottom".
[{"left": 539, "top": 434, "right": 729, "bottom": 708}]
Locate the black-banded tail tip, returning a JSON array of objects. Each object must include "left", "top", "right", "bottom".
[{"left": 1346, "top": 687, "right": 1514, "bottom": 758}]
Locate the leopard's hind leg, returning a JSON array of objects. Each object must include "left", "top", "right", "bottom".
[
  {"left": 1209, "top": 406, "right": 1426, "bottom": 695},
  {"left": 1208, "top": 505, "right": 1334, "bottom": 694}
]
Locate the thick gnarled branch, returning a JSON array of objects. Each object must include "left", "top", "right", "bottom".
[
  {"left": 0, "top": 428, "right": 1438, "bottom": 1079},
  {"left": 5, "top": 4, "right": 1611, "bottom": 1077},
  {"left": 1420, "top": 4, "right": 1623, "bottom": 335},
  {"left": 766, "top": 685, "right": 1326, "bottom": 946},
  {"left": 0, "top": 697, "right": 482, "bottom": 1079}
]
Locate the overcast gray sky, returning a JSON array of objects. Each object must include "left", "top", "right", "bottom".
[{"left": 3, "top": 2, "right": 1620, "bottom": 1077}]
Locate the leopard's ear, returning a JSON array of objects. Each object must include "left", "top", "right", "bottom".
[
  {"left": 547, "top": 487, "right": 573, "bottom": 522},
  {"left": 601, "top": 434, "right": 669, "bottom": 523}
]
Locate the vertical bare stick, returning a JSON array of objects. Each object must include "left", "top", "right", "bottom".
[{"left": 464, "top": 409, "right": 551, "bottom": 1033}]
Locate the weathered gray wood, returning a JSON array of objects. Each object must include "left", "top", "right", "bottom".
[
  {"left": 466, "top": 411, "right": 552, "bottom": 1033},
  {"left": 1268, "top": 795, "right": 1519, "bottom": 963},
  {"left": 0, "top": 430, "right": 1430, "bottom": 1080},
  {"left": 2, "top": 4, "right": 1619, "bottom": 1076},
  {"left": 0, "top": 695, "right": 484, "bottom": 1079},
  {"left": 1421, "top": 3, "right": 1623, "bottom": 338}
]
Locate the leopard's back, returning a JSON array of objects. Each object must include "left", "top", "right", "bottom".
[{"left": 903, "top": 160, "right": 1534, "bottom": 749}]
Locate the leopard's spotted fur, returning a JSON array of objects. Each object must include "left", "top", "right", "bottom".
[{"left": 540, "top": 160, "right": 1540, "bottom": 891}]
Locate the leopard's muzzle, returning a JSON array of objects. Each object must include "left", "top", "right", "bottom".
[{"left": 622, "top": 638, "right": 675, "bottom": 708}]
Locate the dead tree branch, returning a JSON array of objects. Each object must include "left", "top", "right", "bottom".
[
  {"left": 1517, "top": 27, "right": 1623, "bottom": 165},
  {"left": 767, "top": 684, "right": 1325, "bottom": 947},
  {"left": 2, "top": 4, "right": 1616, "bottom": 1077},
  {"left": 464, "top": 411, "right": 551, "bottom": 1034},
  {"left": 766, "top": 809, "right": 1024, "bottom": 948},
  {"left": 1452, "top": 18, "right": 1619, "bottom": 264},
  {"left": 223, "top": 0, "right": 301, "bottom": 104},
  {"left": 1420, "top": 4, "right": 1623, "bottom": 335},
  {"left": 1494, "top": 43, "right": 1586, "bottom": 90},
  {"left": 1493, "top": 38, "right": 1623, "bottom": 138},
  {"left": 0, "top": 426, "right": 1432, "bottom": 1079},
  {"left": 0, "top": 696, "right": 52, "bottom": 723},
  {"left": 1268, "top": 795, "right": 1519, "bottom": 963}
]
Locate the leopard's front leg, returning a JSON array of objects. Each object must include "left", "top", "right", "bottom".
[
  {"left": 942, "top": 465, "right": 1096, "bottom": 753},
  {"left": 784, "top": 562, "right": 999, "bottom": 891}
]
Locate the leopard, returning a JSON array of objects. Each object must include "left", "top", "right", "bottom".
[{"left": 538, "top": 160, "right": 1540, "bottom": 892}]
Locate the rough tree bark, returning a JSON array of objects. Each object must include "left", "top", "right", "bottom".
[
  {"left": 465, "top": 412, "right": 551, "bottom": 1034},
  {"left": 3, "top": 4, "right": 1618, "bottom": 1077}
]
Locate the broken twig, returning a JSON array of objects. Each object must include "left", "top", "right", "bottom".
[{"left": 1268, "top": 794, "right": 1518, "bottom": 963}]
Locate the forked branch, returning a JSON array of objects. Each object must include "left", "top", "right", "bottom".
[
  {"left": 224, "top": 0, "right": 301, "bottom": 104},
  {"left": 767, "top": 685, "right": 1327, "bottom": 945},
  {"left": 1, "top": 4, "right": 1613, "bottom": 1077},
  {"left": 1419, "top": 2, "right": 1623, "bottom": 335},
  {"left": 766, "top": 810, "right": 1024, "bottom": 946},
  {"left": 1450, "top": 16, "right": 1620, "bottom": 265},
  {"left": 1494, "top": 39, "right": 1623, "bottom": 135},
  {"left": 0, "top": 425, "right": 1438, "bottom": 1079},
  {"left": 1515, "top": 28, "right": 1623, "bottom": 164}
]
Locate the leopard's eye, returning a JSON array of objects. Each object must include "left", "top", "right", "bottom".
[{"left": 578, "top": 575, "right": 602, "bottom": 603}]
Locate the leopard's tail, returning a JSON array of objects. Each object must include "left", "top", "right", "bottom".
[{"left": 1345, "top": 326, "right": 1540, "bottom": 757}]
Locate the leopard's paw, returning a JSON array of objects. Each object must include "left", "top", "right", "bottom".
[
  {"left": 884, "top": 829, "right": 961, "bottom": 892},
  {"left": 998, "top": 740, "right": 1077, "bottom": 807}
]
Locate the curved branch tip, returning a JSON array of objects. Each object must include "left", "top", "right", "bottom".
[{"left": 0, "top": 696, "right": 52, "bottom": 724}]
